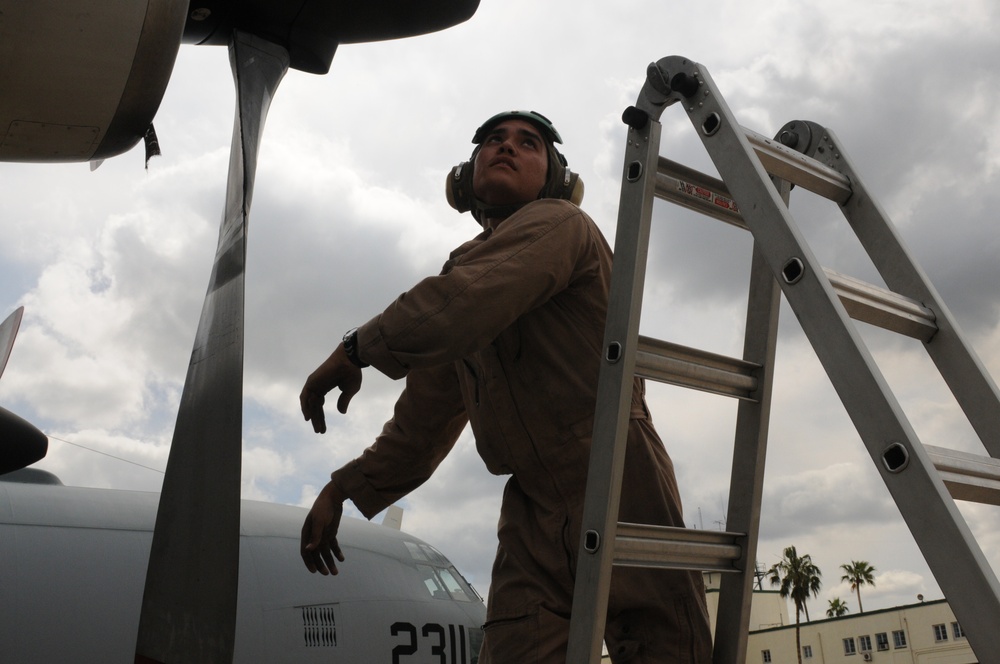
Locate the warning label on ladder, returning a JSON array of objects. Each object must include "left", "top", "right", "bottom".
[{"left": 677, "top": 179, "right": 740, "bottom": 213}]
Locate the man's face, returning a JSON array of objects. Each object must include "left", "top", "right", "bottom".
[{"left": 472, "top": 119, "right": 549, "bottom": 208}]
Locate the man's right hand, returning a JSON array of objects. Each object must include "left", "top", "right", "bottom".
[
  {"left": 301, "top": 481, "right": 347, "bottom": 575},
  {"left": 300, "top": 343, "right": 363, "bottom": 433}
]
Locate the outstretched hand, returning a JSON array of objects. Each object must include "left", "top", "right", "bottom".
[
  {"left": 300, "top": 343, "right": 363, "bottom": 433},
  {"left": 301, "top": 481, "right": 347, "bottom": 575}
]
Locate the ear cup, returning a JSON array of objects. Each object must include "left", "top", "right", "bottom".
[
  {"left": 567, "top": 171, "right": 585, "bottom": 205},
  {"left": 541, "top": 162, "right": 584, "bottom": 206},
  {"left": 445, "top": 160, "right": 474, "bottom": 213}
]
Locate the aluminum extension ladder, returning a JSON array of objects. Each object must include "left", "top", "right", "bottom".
[{"left": 567, "top": 55, "right": 1000, "bottom": 663}]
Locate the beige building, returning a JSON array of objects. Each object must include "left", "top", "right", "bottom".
[
  {"left": 702, "top": 573, "right": 976, "bottom": 664},
  {"left": 599, "top": 573, "right": 976, "bottom": 662}
]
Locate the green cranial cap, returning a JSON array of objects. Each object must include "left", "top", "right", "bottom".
[{"left": 472, "top": 110, "right": 563, "bottom": 145}]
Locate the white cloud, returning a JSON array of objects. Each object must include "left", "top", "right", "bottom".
[{"left": 241, "top": 444, "right": 298, "bottom": 501}]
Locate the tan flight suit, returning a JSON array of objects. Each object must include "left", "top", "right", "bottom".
[{"left": 331, "top": 199, "right": 712, "bottom": 662}]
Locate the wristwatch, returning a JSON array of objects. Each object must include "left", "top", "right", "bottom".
[{"left": 342, "top": 328, "right": 369, "bottom": 368}]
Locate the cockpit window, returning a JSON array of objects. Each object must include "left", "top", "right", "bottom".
[
  {"left": 404, "top": 540, "right": 448, "bottom": 565},
  {"left": 416, "top": 564, "right": 449, "bottom": 599},
  {"left": 412, "top": 563, "right": 478, "bottom": 602},
  {"left": 437, "top": 566, "right": 476, "bottom": 602},
  {"left": 404, "top": 539, "right": 480, "bottom": 602}
]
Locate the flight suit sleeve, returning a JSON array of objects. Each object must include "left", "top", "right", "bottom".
[
  {"left": 330, "top": 360, "right": 469, "bottom": 519},
  {"left": 355, "top": 199, "right": 601, "bottom": 379}
]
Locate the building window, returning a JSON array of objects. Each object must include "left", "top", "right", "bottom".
[
  {"left": 858, "top": 635, "right": 872, "bottom": 651},
  {"left": 803, "top": 645, "right": 813, "bottom": 659},
  {"left": 933, "top": 624, "right": 948, "bottom": 642},
  {"left": 893, "top": 630, "right": 908, "bottom": 649},
  {"left": 952, "top": 622, "right": 965, "bottom": 639},
  {"left": 875, "top": 633, "right": 889, "bottom": 651},
  {"left": 843, "top": 637, "right": 857, "bottom": 655},
  {"left": 762, "top": 650, "right": 772, "bottom": 663}
]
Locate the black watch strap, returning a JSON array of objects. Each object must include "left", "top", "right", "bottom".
[{"left": 342, "top": 328, "right": 369, "bottom": 368}]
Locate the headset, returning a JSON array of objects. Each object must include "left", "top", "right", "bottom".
[{"left": 446, "top": 110, "right": 584, "bottom": 224}]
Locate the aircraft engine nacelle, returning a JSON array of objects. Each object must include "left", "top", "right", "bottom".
[
  {"left": 0, "top": 0, "right": 189, "bottom": 163},
  {"left": 0, "top": 0, "right": 480, "bottom": 163}
]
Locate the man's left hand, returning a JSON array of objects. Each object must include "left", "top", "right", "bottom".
[{"left": 301, "top": 481, "right": 347, "bottom": 575}]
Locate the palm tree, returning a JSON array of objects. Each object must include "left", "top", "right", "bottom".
[
  {"left": 769, "top": 546, "right": 822, "bottom": 664},
  {"left": 826, "top": 597, "right": 850, "bottom": 617},
  {"left": 840, "top": 560, "right": 876, "bottom": 613}
]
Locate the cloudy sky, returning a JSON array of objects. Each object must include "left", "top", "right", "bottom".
[{"left": 2, "top": 0, "right": 999, "bottom": 621}]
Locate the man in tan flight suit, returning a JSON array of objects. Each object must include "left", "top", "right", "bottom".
[{"left": 299, "top": 110, "right": 712, "bottom": 662}]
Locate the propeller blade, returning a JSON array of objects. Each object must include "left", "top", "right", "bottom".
[
  {"left": 135, "top": 31, "right": 289, "bottom": 664},
  {"left": 0, "top": 307, "right": 48, "bottom": 475},
  {"left": 0, "top": 306, "right": 24, "bottom": 381}
]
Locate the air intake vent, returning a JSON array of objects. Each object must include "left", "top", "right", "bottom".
[{"left": 302, "top": 605, "right": 337, "bottom": 647}]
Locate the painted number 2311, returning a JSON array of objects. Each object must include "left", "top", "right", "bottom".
[{"left": 391, "top": 622, "right": 471, "bottom": 664}]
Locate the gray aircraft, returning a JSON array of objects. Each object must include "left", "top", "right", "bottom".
[
  {"left": 0, "top": 2, "right": 485, "bottom": 662},
  {"left": 1, "top": 307, "right": 485, "bottom": 663}
]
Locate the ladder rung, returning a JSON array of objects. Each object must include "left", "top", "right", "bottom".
[
  {"left": 655, "top": 156, "right": 936, "bottom": 342},
  {"left": 636, "top": 335, "right": 759, "bottom": 400},
  {"left": 653, "top": 162, "right": 936, "bottom": 343},
  {"left": 925, "top": 444, "right": 1000, "bottom": 506},
  {"left": 653, "top": 130, "right": 853, "bottom": 225},
  {"left": 654, "top": 157, "right": 747, "bottom": 230},
  {"left": 613, "top": 523, "right": 744, "bottom": 572},
  {"left": 743, "top": 127, "right": 853, "bottom": 203},
  {"left": 655, "top": 165, "right": 937, "bottom": 342},
  {"left": 825, "top": 270, "right": 938, "bottom": 341}
]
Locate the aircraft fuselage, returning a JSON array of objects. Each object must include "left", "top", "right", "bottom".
[{"left": 0, "top": 479, "right": 485, "bottom": 662}]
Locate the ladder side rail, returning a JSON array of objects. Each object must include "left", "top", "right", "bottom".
[
  {"left": 663, "top": 58, "right": 1000, "bottom": 656},
  {"left": 808, "top": 126, "right": 1000, "bottom": 459},
  {"left": 566, "top": 114, "right": 664, "bottom": 664},
  {"left": 713, "top": 189, "right": 786, "bottom": 664}
]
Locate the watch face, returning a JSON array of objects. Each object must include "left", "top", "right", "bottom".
[{"left": 341, "top": 328, "right": 367, "bottom": 368}]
